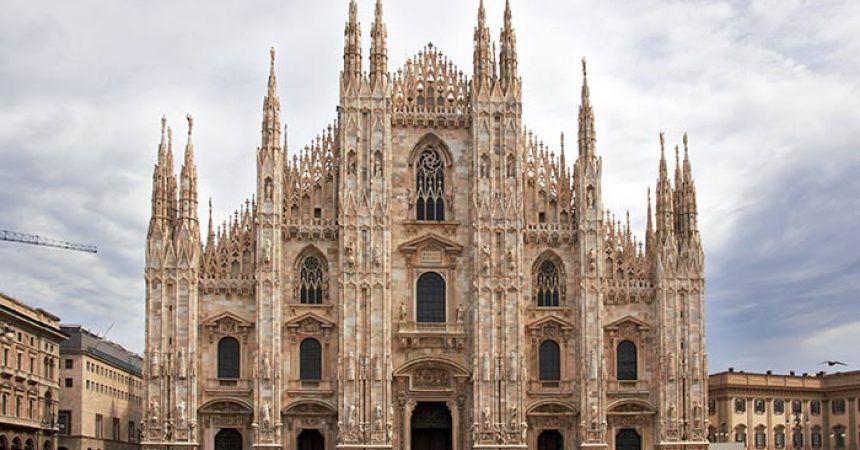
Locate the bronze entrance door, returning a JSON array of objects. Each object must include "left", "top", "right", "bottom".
[
  {"left": 215, "top": 429, "right": 243, "bottom": 450},
  {"left": 297, "top": 430, "right": 325, "bottom": 450},
  {"left": 615, "top": 429, "right": 641, "bottom": 450},
  {"left": 411, "top": 402, "right": 452, "bottom": 450}
]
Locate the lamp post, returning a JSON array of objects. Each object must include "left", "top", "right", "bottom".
[{"left": 786, "top": 408, "right": 807, "bottom": 449}]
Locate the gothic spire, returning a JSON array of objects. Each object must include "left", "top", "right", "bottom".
[
  {"left": 473, "top": 0, "right": 493, "bottom": 91},
  {"left": 179, "top": 114, "right": 198, "bottom": 223},
  {"left": 646, "top": 187, "right": 654, "bottom": 254},
  {"left": 369, "top": 0, "right": 388, "bottom": 87},
  {"left": 206, "top": 197, "right": 215, "bottom": 249},
  {"left": 682, "top": 133, "right": 699, "bottom": 235},
  {"left": 655, "top": 132, "right": 674, "bottom": 238},
  {"left": 499, "top": 0, "right": 518, "bottom": 92},
  {"left": 343, "top": 0, "right": 363, "bottom": 83},
  {"left": 149, "top": 116, "right": 175, "bottom": 235},
  {"left": 262, "top": 47, "right": 281, "bottom": 150},
  {"left": 578, "top": 58, "right": 596, "bottom": 157}
]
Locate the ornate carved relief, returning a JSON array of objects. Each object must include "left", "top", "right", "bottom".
[{"left": 202, "top": 312, "right": 254, "bottom": 343}]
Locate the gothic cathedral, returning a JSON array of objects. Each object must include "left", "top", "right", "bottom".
[{"left": 141, "top": 2, "right": 708, "bottom": 450}]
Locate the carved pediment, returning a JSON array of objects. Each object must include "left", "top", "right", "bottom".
[
  {"left": 284, "top": 312, "right": 336, "bottom": 337},
  {"left": 607, "top": 400, "right": 656, "bottom": 414},
  {"left": 526, "top": 401, "right": 578, "bottom": 416},
  {"left": 398, "top": 233, "right": 463, "bottom": 256},
  {"left": 202, "top": 312, "right": 254, "bottom": 342},
  {"left": 283, "top": 400, "right": 337, "bottom": 417},
  {"left": 198, "top": 399, "right": 253, "bottom": 415},
  {"left": 526, "top": 315, "right": 574, "bottom": 340},
  {"left": 603, "top": 315, "right": 651, "bottom": 333}
]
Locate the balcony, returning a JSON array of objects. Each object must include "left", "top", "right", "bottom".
[
  {"left": 203, "top": 378, "right": 253, "bottom": 396},
  {"left": 396, "top": 322, "right": 466, "bottom": 350},
  {"left": 527, "top": 380, "right": 576, "bottom": 396},
  {"left": 606, "top": 379, "right": 650, "bottom": 397},
  {"left": 285, "top": 379, "right": 335, "bottom": 396}
]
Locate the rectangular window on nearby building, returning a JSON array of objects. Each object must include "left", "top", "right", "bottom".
[
  {"left": 64, "top": 378, "right": 73, "bottom": 388},
  {"left": 112, "top": 417, "right": 120, "bottom": 440},
  {"left": 774, "top": 399, "right": 785, "bottom": 414},
  {"left": 754, "top": 399, "right": 766, "bottom": 414},
  {"left": 64, "top": 359, "right": 73, "bottom": 369},
  {"left": 811, "top": 400, "right": 821, "bottom": 415},
  {"left": 128, "top": 421, "right": 136, "bottom": 442},
  {"left": 16, "top": 353, "right": 22, "bottom": 370},
  {"left": 833, "top": 399, "right": 846, "bottom": 414},
  {"left": 792, "top": 400, "right": 802, "bottom": 414},
  {"left": 708, "top": 399, "right": 716, "bottom": 415},
  {"left": 95, "top": 414, "right": 104, "bottom": 438},
  {"left": 58, "top": 410, "right": 71, "bottom": 435},
  {"left": 735, "top": 398, "right": 746, "bottom": 413},
  {"left": 15, "top": 396, "right": 21, "bottom": 417}
]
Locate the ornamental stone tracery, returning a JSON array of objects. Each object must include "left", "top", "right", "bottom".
[{"left": 142, "top": 2, "right": 707, "bottom": 450}]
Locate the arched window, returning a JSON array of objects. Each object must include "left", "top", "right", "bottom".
[
  {"left": 536, "top": 260, "right": 561, "bottom": 307},
  {"left": 299, "top": 255, "right": 325, "bottom": 304},
  {"left": 833, "top": 425, "right": 846, "bottom": 448},
  {"left": 217, "top": 337, "right": 240, "bottom": 379},
  {"left": 415, "top": 149, "right": 445, "bottom": 221},
  {"left": 616, "top": 340, "right": 637, "bottom": 381},
  {"left": 774, "top": 426, "right": 786, "bottom": 449},
  {"left": 299, "top": 338, "right": 322, "bottom": 381},
  {"left": 416, "top": 272, "right": 445, "bottom": 323},
  {"left": 539, "top": 340, "right": 561, "bottom": 381},
  {"left": 754, "top": 426, "right": 766, "bottom": 449}
]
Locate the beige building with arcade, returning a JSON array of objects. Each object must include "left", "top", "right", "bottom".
[
  {"left": 140, "top": 2, "right": 708, "bottom": 450},
  {"left": 0, "top": 293, "right": 65, "bottom": 450},
  {"left": 708, "top": 369, "right": 860, "bottom": 449},
  {"left": 56, "top": 325, "right": 144, "bottom": 450}
]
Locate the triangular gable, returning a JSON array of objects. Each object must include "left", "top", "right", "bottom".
[
  {"left": 398, "top": 232, "right": 463, "bottom": 255},
  {"left": 526, "top": 314, "right": 574, "bottom": 332},
  {"left": 603, "top": 315, "right": 651, "bottom": 331},
  {"left": 284, "top": 311, "right": 336, "bottom": 330}
]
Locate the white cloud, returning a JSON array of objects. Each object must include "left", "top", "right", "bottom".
[{"left": 1, "top": 0, "right": 859, "bottom": 372}]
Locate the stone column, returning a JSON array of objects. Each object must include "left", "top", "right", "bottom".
[
  {"left": 446, "top": 400, "right": 459, "bottom": 450},
  {"left": 848, "top": 398, "right": 857, "bottom": 450}
]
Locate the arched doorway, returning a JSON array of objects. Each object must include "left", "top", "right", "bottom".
[
  {"left": 537, "top": 430, "right": 563, "bottom": 450},
  {"left": 23, "top": 440, "right": 34, "bottom": 450},
  {"left": 215, "top": 429, "right": 243, "bottom": 450},
  {"left": 297, "top": 430, "right": 324, "bottom": 450},
  {"left": 0, "top": 435, "right": 8, "bottom": 450},
  {"left": 615, "top": 429, "right": 641, "bottom": 450},
  {"left": 411, "top": 402, "right": 451, "bottom": 450},
  {"left": 10, "top": 438, "right": 20, "bottom": 450}
]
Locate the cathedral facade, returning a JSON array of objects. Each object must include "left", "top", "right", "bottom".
[{"left": 141, "top": 2, "right": 708, "bottom": 450}]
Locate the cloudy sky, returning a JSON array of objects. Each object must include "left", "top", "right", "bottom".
[{"left": 1, "top": 0, "right": 859, "bottom": 374}]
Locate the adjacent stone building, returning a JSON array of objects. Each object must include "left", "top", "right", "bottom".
[
  {"left": 141, "top": 2, "right": 708, "bottom": 450},
  {"left": 708, "top": 369, "right": 860, "bottom": 450},
  {"left": 0, "top": 293, "right": 65, "bottom": 450},
  {"left": 56, "top": 325, "right": 144, "bottom": 450}
]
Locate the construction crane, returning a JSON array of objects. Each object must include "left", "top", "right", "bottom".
[{"left": 0, "top": 229, "right": 97, "bottom": 254}]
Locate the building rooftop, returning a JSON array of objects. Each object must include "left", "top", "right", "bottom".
[{"left": 60, "top": 324, "right": 143, "bottom": 376}]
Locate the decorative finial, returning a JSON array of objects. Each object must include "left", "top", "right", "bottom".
[
  {"left": 683, "top": 132, "right": 689, "bottom": 151},
  {"left": 270, "top": 47, "right": 276, "bottom": 68},
  {"left": 659, "top": 131, "right": 665, "bottom": 152},
  {"left": 160, "top": 115, "right": 167, "bottom": 132},
  {"left": 186, "top": 114, "right": 194, "bottom": 136},
  {"left": 582, "top": 58, "right": 587, "bottom": 77}
]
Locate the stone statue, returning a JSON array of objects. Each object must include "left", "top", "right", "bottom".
[
  {"left": 588, "top": 249, "right": 597, "bottom": 272},
  {"left": 509, "top": 406, "right": 518, "bottom": 428},
  {"left": 520, "top": 422, "right": 528, "bottom": 443},
  {"left": 150, "top": 349, "right": 160, "bottom": 379},
  {"left": 507, "top": 248, "right": 516, "bottom": 272},
  {"left": 264, "top": 177, "right": 273, "bottom": 202},
  {"left": 482, "top": 407, "right": 491, "bottom": 429},
  {"left": 189, "top": 419, "right": 197, "bottom": 440},
  {"left": 455, "top": 304, "right": 465, "bottom": 323},
  {"left": 374, "top": 403, "right": 383, "bottom": 430},
  {"left": 471, "top": 423, "right": 480, "bottom": 442},
  {"left": 373, "top": 245, "right": 381, "bottom": 267},
  {"left": 262, "top": 351, "right": 272, "bottom": 380},
  {"left": 262, "top": 238, "right": 272, "bottom": 265},
  {"left": 668, "top": 352, "right": 676, "bottom": 381},
  {"left": 261, "top": 402, "right": 272, "bottom": 427},
  {"left": 177, "top": 349, "right": 187, "bottom": 379},
  {"left": 345, "top": 245, "right": 356, "bottom": 266},
  {"left": 177, "top": 400, "right": 186, "bottom": 427},
  {"left": 149, "top": 398, "right": 160, "bottom": 424},
  {"left": 399, "top": 302, "right": 407, "bottom": 321},
  {"left": 345, "top": 404, "right": 356, "bottom": 428},
  {"left": 481, "top": 244, "right": 491, "bottom": 275}
]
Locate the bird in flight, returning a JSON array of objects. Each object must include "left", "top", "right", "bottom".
[{"left": 819, "top": 361, "right": 848, "bottom": 367}]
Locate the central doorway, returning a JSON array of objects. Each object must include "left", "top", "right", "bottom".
[
  {"left": 297, "top": 430, "right": 324, "bottom": 450},
  {"left": 615, "top": 429, "right": 641, "bottom": 450},
  {"left": 411, "top": 402, "right": 452, "bottom": 450},
  {"left": 537, "top": 430, "right": 563, "bottom": 450},
  {"left": 215, "top": 428, "right": 243, "bottom": 450}
]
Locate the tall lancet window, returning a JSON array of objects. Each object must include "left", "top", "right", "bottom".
[
  {"left": 536, "top": 260, "right": 561, "bottom": 307},
  {"left": 416, "top": 148, "right": 445, "bottom": 221},
  {"left": 299, "top": 255, "right": 325, "bottom": 304}
]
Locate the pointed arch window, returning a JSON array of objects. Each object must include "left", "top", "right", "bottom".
[
  {"left": 217, "top": 337, "right": 240, "bottom": 379},
  {"left": 299, "top": 255, "right": 325, "bottom": 304},
  {"left": 616, "top": 340, "right": 638, "bottom": 381},
  {"left": 416, "top": 272, "right": 446, "bottom": 323},
  {"left": 415, "top": 148, "right": 445, "bottom": 221},
  {"left": 536, "top": 260, "right": 561, "bottom": 307},
  {"left": 299, "top": 338, "right": 322, "bottom": 381},
  {"left": 539, "top": 340, "right": 561, "bottom": 381}
]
